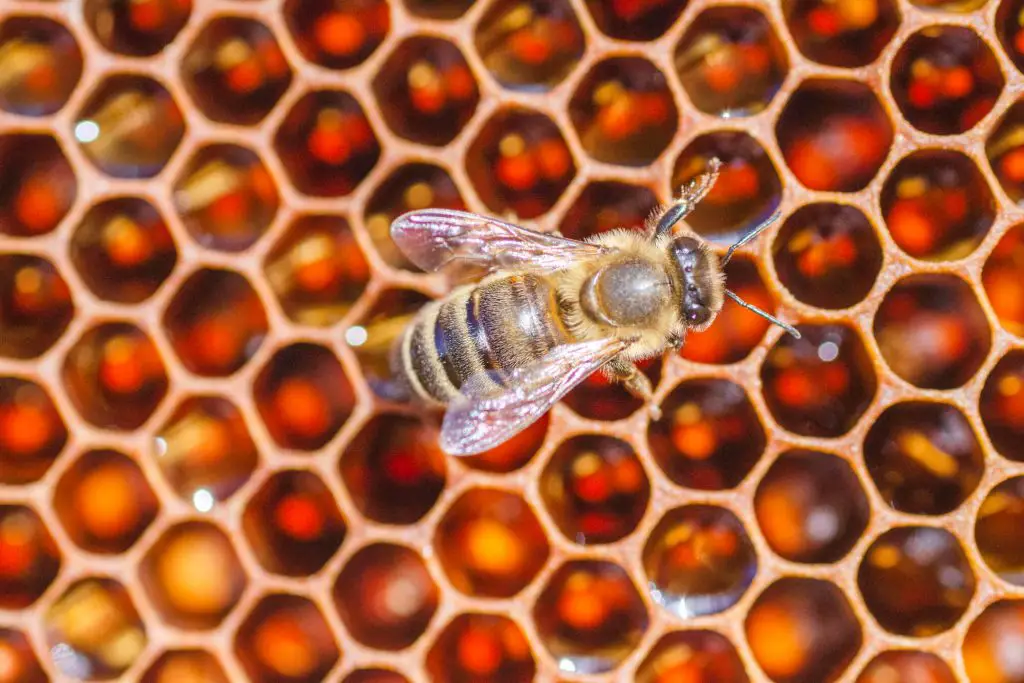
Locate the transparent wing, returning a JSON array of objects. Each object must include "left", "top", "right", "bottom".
[
  {"left": 440, "top": 337, "right": 633, "bottom": 456},
  {"left": 391, "top": 209, "right": 610, "bottom": 275}
]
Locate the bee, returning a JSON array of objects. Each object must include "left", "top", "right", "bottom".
[{"left": 385, "top": 159, "right": 799, "bottom": 456}]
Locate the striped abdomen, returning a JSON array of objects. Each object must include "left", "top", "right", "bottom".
[{"left": 393, "top": 273, "right": 572, "bottom": 404}]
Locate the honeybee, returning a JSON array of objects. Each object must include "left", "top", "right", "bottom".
[{"left": 386, "top": 159, "right": 798, "bottom": 456}]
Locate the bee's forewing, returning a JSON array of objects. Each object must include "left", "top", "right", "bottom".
[
  {"left": 391, "top": 209, "right": 609, "bottom": 275},
  {"left": 440, "top": 337, "right": 632, "bottom": 456}
]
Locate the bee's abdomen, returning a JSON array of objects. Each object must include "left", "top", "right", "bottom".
[{"left": 394, "top": 274, "right": 570, "bottom": 404}]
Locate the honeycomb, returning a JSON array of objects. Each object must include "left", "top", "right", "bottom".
[{"left": 2, "top": 0, "right": 1024, "bottom": 681}]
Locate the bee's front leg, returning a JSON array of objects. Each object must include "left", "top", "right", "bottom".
[{"left": 607, "top": 359, "right": 662, "bottom": 421}]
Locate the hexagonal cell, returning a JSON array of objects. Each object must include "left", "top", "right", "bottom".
[
  {"left": 0, "top": 628, "right": 47, "bottom": 683},
  {"left": 0, "top": 377, "right": 67, "bottom": 484},
  {"left": 373, "top": 37, "right": 479, "bottom": 146},
  {"left": 533, "top": 560, "right": 648, "bottom": 675},
  {"left": 541, "top": 435, "right": 649, "bottom": 545},
  {"left": 983, "top": 223, "right": 1024, "bottom": 336},
  {"left": 755, "top": 449, "right": 869, "bottom": 564},
  {"left": 351, "top": 288, "right": 432, "bottom": 386},
  {"left": 643, "top": 505, "right": 757, "bottom": 619},
  {"left": 333, "top": 542, "right": 439, "bottom": 651},
  {"left": 54, "top": 449, "right": 159, "bottom": 555},
  {"left": 681, "top": 256, "right": 779, "bottom": 363},
  {"left": 344, "top": 671, "right": 410, "bottom": 683},
  {"left": 155, "top": 396, "right": 259, "bottom": 507},
  {"left": 636, "top": 631, "right": 748, "bottom": 683},
  {"left": 426, "top": 613, "right": 535, "bottom": 682},
  {"left": 254, "top": 343, "right": 356, "bottom": 451},
  {"left": 364, "top": 163, "right": 467, "bottom": 270},
  {"left": 986, "top": 100, "right": 1024, "bottom": 204},
  {"left": 0, "top": 505, "right": 60, "bottom": 609},
  {"left": 44, "top": 577, "right": 146, "bottom": 680},
  {"left": 467, "top": 108, "right": 575, "bottom": 219},
  {"left": 85, "top": 0, "right": 192, "bottom": 56},
  {"left": 998, "top": 0, "right": 1024, "bottom": 74},
  {"left": 782, "top": 0, "right": 901, "bottom": 68},
  {"left": 564, "top": 356, "right": 661, "bottom": 421},
  {"left": 649, "top": 378, "right": 766, "bottom": 490},
  {"left": 864, "top": 401, "right": 984, "bottom": 515},
  {"left": 856, "top": 651, "right": 955, "bottom": 683},
  {"left": 284, "top": 0, "right": 389, "bottom": 70},
  {"left": 274, "top": 89, "right": 381, "bottom": 197},
  {"left": 0, "top": 254, "right": 73, "bottom": 360},
  {"left": 675, "top": 7, "right": 787, "bottom": 117},
  {"left": 963, "top": 600, "right": 1024, "bottom": 683},
  {"left": 0, "top": 16, "right": 83, "bottom": 116},
  {"left": 981, "top": 350, "right": 1024, "bottom": 461},
  {"left": 583, "top": 0, "right": 688, "bottom": 41},
  {"left": 242, "top": 469, "right": 346, "bottom": 577},
  {"left": 264, "top": 214, "right": 369, "bottom": 326},
  {"left": 976, "top": 476, "right": 1024, "bottom": 585},
  {"left": 62, "top": 322, "right": 169, "bottom": 430},
  {"left": 340, "top": 414, "right": 446, "bottom": 524},
  {"left": 163, "top": 268, "right": 269, "bottom": 377},
  {"left": 745, "top": 578, "right": 861, "bottom": 683},
  {"left": 559, "top": 181, "right": 659, "bottom": 241},
  {"left": 0, "top": 133, "right": 76, "bottom": 236},
  {"left": 858, "top": 526, "right": 975, "bottom": 636},
  {"left": 181, "top": 17, "right": 292, "bottom": 127},
  {"left": 671, "top": 132, "right": 781, "bottom": 244},
  {"left": 141, "top": 649, "right": 230, "bottom": 683},
  {"left": 760, "top": 323, "right": 877, "bottom": 438},
  {"left": 569, "top": 57, "right": 677, "bottom": 167},
  {"left": 75, "top": 74, "right": 185, "bottom": 179},
  {"left": 173, "top": 143, "right": 280, "bottom": 252},
  {"left": 71, "top": 197, "right": 178, "bottom": 304},
  {"left": 912, "top": 0, "right": 987, "bottom": 8},
  {"left": 475, "top": 0, "right": 585, "bottom": 91},
  {"left": 435, "top": 488, "right": 548, "bottom": 597},
  {"left": 881, "top": 150, "right": 995, "bottom": 261},
  {"left": 407, "top": 0, "right": 472, "bottom": 18},
  {"left": 140, "top": 521, "right": 248, "bottom": 630},
  {"left": 772, "top": 203, "right": 883, "bottom": 310},
  {"left": 234, "top": 594, "right": 340, "bottom": 683},
  {"left": 463, "top": 413, "right": 550, "bottom": 474},
  {"left": 891, "top": 26, "right": 1003, "bottom": 136},
  {"left": 874, "top": 274, "right": 991, "bottom": 389},
  {"left": 776, "top": 79, "right": 893, "bottom": 192}
]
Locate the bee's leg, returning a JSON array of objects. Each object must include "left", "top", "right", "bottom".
[
  {"left": 607, "top": 359, "right": 662, "bottom": 421},
  {"left": 654, "top": 157, "right": 722, "bottom": 237}
]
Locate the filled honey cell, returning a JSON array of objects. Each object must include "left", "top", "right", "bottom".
[
  {"left": 636, "top": 630, "right": 749, "bottom": 683},
  {"left": 242, "top": 469, "right": 347, "bottom": 577},
  {"left": 975, "top": 476, "right": 1024, "bottom": 586},
  {"left": 234, "top": 594, "right": 340, "bottom": 683},
  {"left": 332, "top": 542, "right": 439, "bottom": 651},
  {"left": 0, "top": 628, "right": 47, "bottom": 683},
  {"left": 772, "top": 203, "right": 883, "bottom": 310},
  {"left": 0, "top": 504, "right": 61, "bottom": 609},
  {"left": 434, "top": 487, "right": 549, "bottom": 597},
  {"left": 71, "top": 197, "right": 178, "bottom": 304},
  {"left": 53, "top": 448, "right": 160, "bottom": 554},
  {"left": 649, "top": 378, "right": 766, "bottom": 490},
  {"left": 283, "top": 0, "right": 390, "bottom": 71},
  {"left": 674, "top": 6, "right": 788, "bottom": 117},
  {"left": 541, "top": 434, "right": 650, "bottom": 545},
  {"left": 782, "top": 0, "right": 900, "bottom": 68},
  {"left": 0, "top": 377, "right": 67, "bottom": 485},
  {"left": 0, "top": 133, "right": 77, "bottom": 237},
  {"left": 0, "top": 254, "right": 73, "bottom": 359},
  {"left": 425, "top": 613, "right": 536, "bottom": 683},
  {"left": 474, "top": 0, "right": 585, "bottom": 91},
  {"left": 558, "top": 181, "right": 658, "bottom": 240},
  {"left": 980, "top": 350, "right": 1024, "bottom": 461},
  {"left": 997, "top": 0, "right": 1024, "bottom": 73},
  {"left": 84, "top": 0, "right": 192, "bottom": 57},
  {"left": 563, "top": 356, "right": 660, "bottom": 420},
  {"left": 141, "top": 650, "right": 230, "bottom": 683},
  {"left": 406, "top": 0, "right": 473, "bottom": 19},
  {"left": 856, "top": 651, "right": 956, "bottom": 683},
  {"left": 582, "top": 0, "right": 688, "bottom": 41},
  {"left": 343, "top": 671, "right": 410, "bottom": 683},
  {"left": 982, "top": 223, "right": 1024, "bottom": 337},
  {"left": 643, "top": 504, "right": 758, "bottom": 619},
  {"left": 0, "top": 16, "right": 83, "bottom": 116},
  {"left": 858, "top": 526, "right": 975, "bottom": 636},
  {"left": 962, "top": 600, "right": 1024, "bottom": 683},
  {"left": 874, "top": 274, "right": 992, "bottom": 390},
  {"left": 890, "top": 26, "right": 1004, "bottom": 136},
  {"left": 986, "top": 99, "right": 1024, "bottom": 206}
]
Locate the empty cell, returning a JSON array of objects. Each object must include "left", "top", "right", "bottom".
[
  {"left": 0, "top": 16, "right": 83, "bottom": 116},
  {"left": 783, "top": 0, "right": 900, "bottom": 67},
  {"left": 234, "top": 594, "right": 340, "bottom": 683},
  {"left": 85, "top": 0, "right": 191, "bottom": 56},
  {"left": 0, "top": 254, "right": 73, "bottom": 360},
  {"left": 0, "top": 505, "right": 61, "bottom": 609},
  {"left": 0, "top": 377, "right": 67, "bottom": 485},
  {"left": 284, "top": 0, "right": 390, "bottom": 70},
  {"left": 0, "top": 133, "right": 77, "bottom": 237},
  {"left": 426, "top": 613, "right": 536, "bottom": 682}
]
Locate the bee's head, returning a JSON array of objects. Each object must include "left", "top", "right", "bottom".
[{"left": 669, "top": 235, "right": 725, "bottom": 331}]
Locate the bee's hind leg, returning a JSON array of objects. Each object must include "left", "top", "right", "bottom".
[{"left": 607, "top": 359, "right": 662, "bottom": 421}]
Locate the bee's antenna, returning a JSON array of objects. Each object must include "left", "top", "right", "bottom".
[
  {"left": 721, "top": 210, "right": 782, "bottom": 266},
  {"left": 725, "top": 290, "right": 801, "bottom": 339}
]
